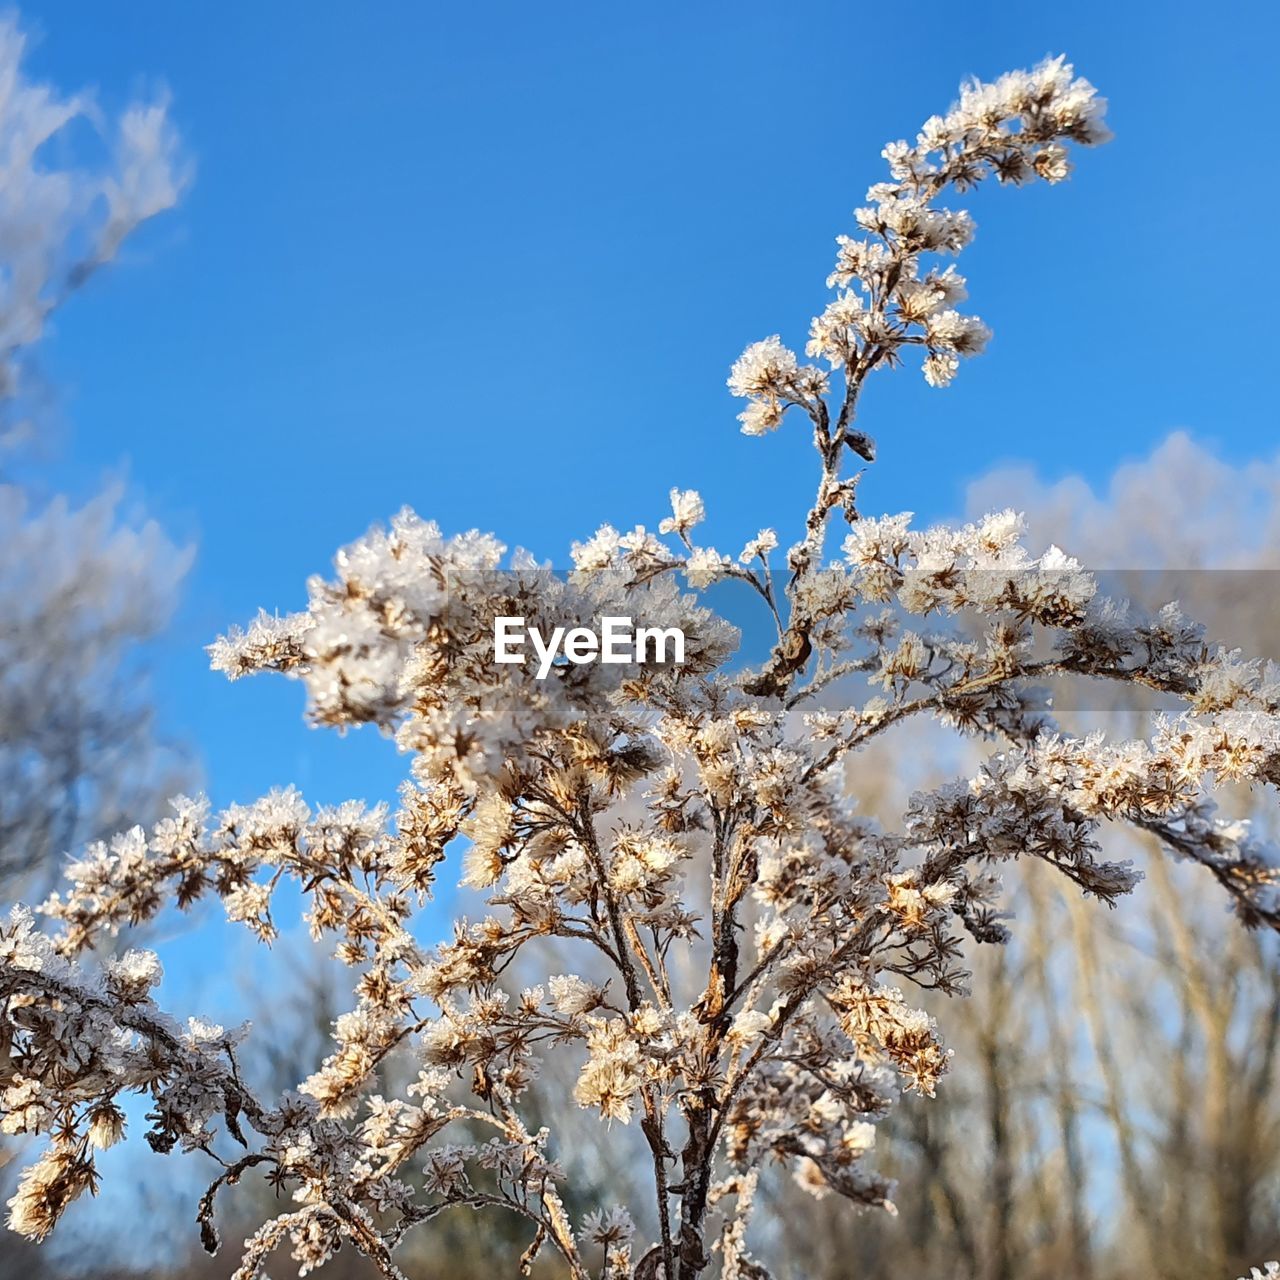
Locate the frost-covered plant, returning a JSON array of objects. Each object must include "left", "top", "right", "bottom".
[
  {"left": 0, "top": 19, "right": 184, "bottom": 446},
  {"left": 4, "top": 56, "right": 1279, "bottom": 1280}
]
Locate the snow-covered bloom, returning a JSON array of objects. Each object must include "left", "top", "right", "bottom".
[
  {"left": 727, "top": 335, "right": 799, "bottom": 398},
  {"left": 739, "top": 528, "right": 778, "bottom": 564},
  {"left": 684, "top": 545, "right": 730, "bottom": 588},
  {"left": 659, "top": 487, "right": 706, "bottom": 537}
]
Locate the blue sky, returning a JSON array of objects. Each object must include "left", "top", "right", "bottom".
[{"left": 15, "top": 0, "right": 1279, "bottom": 855}]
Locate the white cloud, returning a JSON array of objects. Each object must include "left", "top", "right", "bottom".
[{"left": 964, "top": 431, "right": 1280, "bottom": 570}]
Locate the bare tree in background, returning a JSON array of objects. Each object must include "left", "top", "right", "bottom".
[
  {"left": 0, "top": 14, "right": 190, "bottom": 897},
  {"left": 767, "top": 435, "right": 1280, "bottom": 1280},
  {"left": 0, "top": 481, "right": 193, "bottom": 893}
]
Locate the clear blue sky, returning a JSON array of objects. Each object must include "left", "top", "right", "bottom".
[{"left": 17, "top": 0, "right": 1279, "bottom": 831}]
